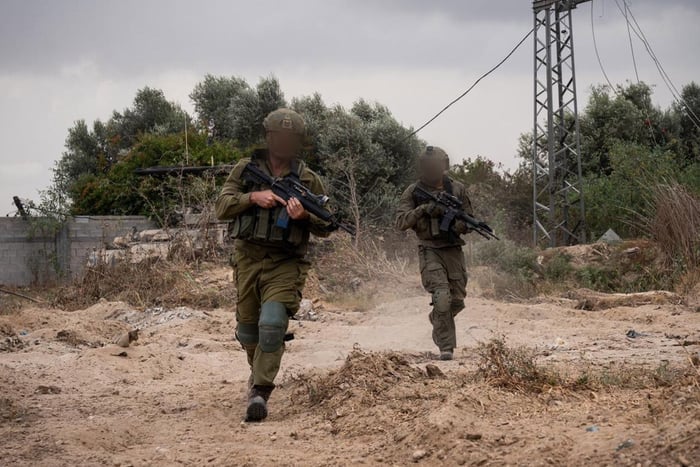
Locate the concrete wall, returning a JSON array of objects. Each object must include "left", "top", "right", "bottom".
[{"left": 0, "top": 216, "right": 156, "bottom": 286}]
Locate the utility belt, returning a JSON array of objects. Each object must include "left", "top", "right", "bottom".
[{"left": 230, "top": 206, "right": 306, "bottom": 246}]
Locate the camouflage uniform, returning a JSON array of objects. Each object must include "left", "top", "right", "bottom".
[
  {"left": 395, "top": 147, "right": 472, "bottom": 357},
  {"left": 215, "top": 109, "right": 330, "bottom": 419}
]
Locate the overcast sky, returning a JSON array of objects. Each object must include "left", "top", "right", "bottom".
[{"left": 1, "top": 0, "right": 698, "bottom": 215}]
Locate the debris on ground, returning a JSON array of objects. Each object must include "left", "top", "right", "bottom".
[
  {"left": 295, "top": 299, "right": 319, "bottom": 321},
  {"left": 567, "top": 289, "right": 684, "bottom": 311},
  {"left": 425, "top": 363, "right": 445, "bottom": 378}
]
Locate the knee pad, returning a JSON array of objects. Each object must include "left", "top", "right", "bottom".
[
  {"left": 431, "top": 289, "right": 451, "bottom": 315},
  {"left": 258, "top": 302, "right": 289, "bottom": 352},
  {"left": 236, "top": 322, "right": 259, "bottom": 346}
]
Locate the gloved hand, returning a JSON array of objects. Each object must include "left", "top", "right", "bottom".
[
  {"left": 424, "top": 201, "right": 446, "bottom": 218},
  {"left": 453, "top": 220, "right": 472, "bottom": 234}
]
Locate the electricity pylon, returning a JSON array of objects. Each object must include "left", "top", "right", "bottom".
[{"left": 532, "top": 0, "right": 591, "bottom": 247}]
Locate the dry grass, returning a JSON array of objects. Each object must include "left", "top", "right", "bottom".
[
  {"left": 290, "top": 342, "right": 699, "bottom": 406},
  {"left": 645, "top": 182, "right": 700, "bottom": 268},
  {"left": 475, "top": 337, "right": 699, "bottom": 393},
  {"left": 49, "top": 257, "right": 235, "bottom": 311},
  {"left": 638, "top": 182, "right": 700, "bottom": 294},
  {"left": 475, "top": 338, "right": 563, "bottom": 392}
]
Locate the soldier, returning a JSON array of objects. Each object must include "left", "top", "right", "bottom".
[
  {"left": 395, "top": 146, "right": 473, "bottom": 361},
  {"left": 215, "top": 108, "right": 331, "bottom": 422}
]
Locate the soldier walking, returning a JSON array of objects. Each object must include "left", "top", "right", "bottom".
[
  {"left": 395, "top": 146, "right": 473, "bottom": 361},
  {"left": 215, "top": 108, "right": 330, "bottom": 421}
]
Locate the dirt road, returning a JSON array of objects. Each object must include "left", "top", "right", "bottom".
[{"left": 1, "top": 277, "right": 699, "bottom": 466}]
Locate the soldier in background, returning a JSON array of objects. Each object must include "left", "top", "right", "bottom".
[
  {"left": 215, "top": 108, "right": 331, "bottom": 421},
  {"left": 395, "top": 146, "right": 473, "bottom": 361}
]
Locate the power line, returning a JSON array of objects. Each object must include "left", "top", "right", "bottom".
[
  {"left": 621, "top": 0, "right": 640, "bottom": 83},
  {"left": 615, "top": 1, "right": 700, "bottom": 131},
  {"left": 616, "top": 0, "right": 656, "bottom": 145},
  {"left": 590, "top": 1, "right": 618, "bottom": 94},
  {"left": 401, "top": 27, "right": 534, "bottom": 143}
]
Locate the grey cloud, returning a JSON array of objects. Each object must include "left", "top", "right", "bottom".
[
  {"left": 1, "top": 0, "right": 695, "bottom": 90},
  {"left": 0, "top": 0, "right": 616, "bottom": 76}
]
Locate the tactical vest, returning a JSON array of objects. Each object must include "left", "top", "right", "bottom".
[
  {"left": 230, "top": 158, "right": 307, "bottom": 247},
  {"left": 412, "top": 176, "right": 455, "bottom": 240}
]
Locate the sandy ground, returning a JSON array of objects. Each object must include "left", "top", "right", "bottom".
[{"left": 1, "top": 274, "right": 699, "bottom": 466}]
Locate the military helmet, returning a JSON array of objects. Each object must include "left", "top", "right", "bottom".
[
  {"left": 263, "top": 108, "right": 305, "bottom": 136},
  {"left": 418, "top": 145, "right": 449, "bottom": 169}
]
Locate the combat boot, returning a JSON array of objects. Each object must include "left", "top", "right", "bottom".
[
  {"left": 245, "top": 385, "right": 274, "bottom": 422},
  {"left": 439, "top": 350, "right": 454, "bottom": 361}
]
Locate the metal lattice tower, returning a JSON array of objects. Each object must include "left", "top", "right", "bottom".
[{"left": 532, "top": 0, "right": 589, "bottom": 247}]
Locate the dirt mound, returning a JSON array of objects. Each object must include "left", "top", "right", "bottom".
[
  {"left": 281, "top": 347, "right": 700, "bottom": 465},
  {"left": 288, "top": 349, "right": 428, "bottom": 409}
]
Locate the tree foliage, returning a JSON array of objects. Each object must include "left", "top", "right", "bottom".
[
  {"left": 47, "top": 75, "right": 421, "bottom": 232},
  {"left": 45, "top": 76, "right": 700, "bottom": 244},
  {"left": 518, "top": 81, "right": 700, "bottom": 240}
]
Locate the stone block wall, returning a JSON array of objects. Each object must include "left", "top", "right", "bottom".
[{"left": 0, "top": 216, "right": 156, "bottom": 286}]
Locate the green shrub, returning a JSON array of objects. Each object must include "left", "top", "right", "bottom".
[
  {"left": 543, "top": 253, "right": 573, "bottom": 281},
  {"left": 575, "top": 265, "right": 619, "bottom": 292}
]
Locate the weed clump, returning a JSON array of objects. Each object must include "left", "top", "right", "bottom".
[
  {"left": 475, "top": 338, "right": 562, "bottom": 392},
  {"left": 476, "top": 337, "right": 699, "bottom": 393}
]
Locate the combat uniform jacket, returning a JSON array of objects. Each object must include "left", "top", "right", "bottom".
[
  {"left": 395, "top": 177, "right": 473, "bottom": 249},
  {"left": 215, "top": 149, "right": 331, "bottom": 260}
]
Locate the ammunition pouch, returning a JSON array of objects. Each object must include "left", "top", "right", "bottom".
[{"left": 231, "top": 207, "right": 305, "bottom": 246}]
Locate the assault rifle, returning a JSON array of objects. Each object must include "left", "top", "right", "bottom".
[
  {"left": 413, "top": 185, "right": 499, "bottom": 241},
  {"left": 241, "top": 163, "right": 356, "bottom": 236}
]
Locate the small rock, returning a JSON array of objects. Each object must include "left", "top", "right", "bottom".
[
  {"left": 412, "top": 450, "right": 428, "bottom": 462},
  {"left": 350, "top": 277, "right": 362, "bottom": 291},
  {"left": 270, "top": 435, "right": 277, "bottom": 441},
  {"left": 464, "top": 433, "right": 482, "bottom": 441},
  {"left": 35, "top": 385, "right": 61, "bottom": 394},
  {"left": 616, "top": 439, "right": 635, "bottom": 451},
  {"left": 114, "top": 329, "right": 139, "bottom": 348},
  {"left": 586, "top": 425, "right": 599, "bottom": 432},
  {"left": 425, "top": 364, "right": 445, "bottom": 378},
  {"left": 296, "top": 299, "right": 318, "bottom": 321}
]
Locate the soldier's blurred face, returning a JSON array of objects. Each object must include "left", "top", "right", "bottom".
[
  {"left": 420, "top": 159, "right": 446, "bottom": 186},
  {"left": 266, "top": 131, "right": 303, "bottom": 161}
]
